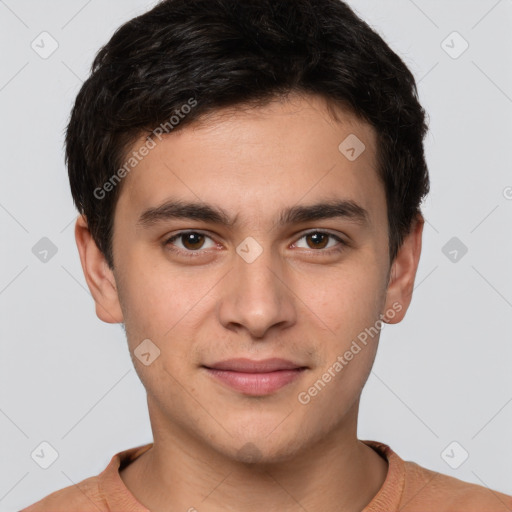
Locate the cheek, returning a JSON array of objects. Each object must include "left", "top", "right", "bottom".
[
  {"left": 116, "top": 254, "right": 220, "bottom": 368},
  {"left": 116, "top": 245, "right": 181, "bottom": 323},
  {"left": 296, "top": 261, "right": 386, "bottom": 339}
]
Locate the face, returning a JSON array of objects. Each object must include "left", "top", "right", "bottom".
[{"left": 77, "top": 93, "right": 421, "bottom": 464}]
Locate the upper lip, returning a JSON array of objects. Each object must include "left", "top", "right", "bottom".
[{"left": 204, "top": 358, "right": 307, "bottom": 373}]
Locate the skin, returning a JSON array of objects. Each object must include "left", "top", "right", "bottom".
[{"left": 75, "top": 92, "right": 423, "bottom": 512}]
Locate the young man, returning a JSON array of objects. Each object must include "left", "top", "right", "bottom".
[{"left": 22, "top": 0, "right": 512, "bottom": 510}]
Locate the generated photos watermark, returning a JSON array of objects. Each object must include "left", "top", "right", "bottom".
[
  {"left": 297, "top": 301, "right": 403, "bottom": 405},
  {"left": 93, "top": 97, "right": 198, "bottom": 200}
]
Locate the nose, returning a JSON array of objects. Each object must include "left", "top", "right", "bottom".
[{"left": 217, "top": 242, "right": 297, "bottom": 339}]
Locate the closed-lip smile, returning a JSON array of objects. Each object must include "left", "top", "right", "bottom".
[{"left": 202, "top": 358, "right": 308, "bottom": 395}]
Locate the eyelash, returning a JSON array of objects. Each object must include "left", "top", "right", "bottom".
[{"left": 163, "top": 230, "right": 348, "bottom": 258}]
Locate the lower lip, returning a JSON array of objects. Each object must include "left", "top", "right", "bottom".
[{"left": 204, "top": 368, "right": 305, "bottom": 395}]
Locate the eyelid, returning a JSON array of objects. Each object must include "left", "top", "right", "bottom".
[
  {"left": 164, "top": 230, "right": 219, "bottom": 254},
  {"left": 291, "top": 229, "right": 348, "bottom": 252}
]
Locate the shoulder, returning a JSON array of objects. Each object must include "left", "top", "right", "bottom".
[
  {"left": 19, "top": 475, "right": 105, "bottom": 512},
  {"left": 362, "top": 440, "right": 512, "bottom": 512},
  {"left": 19, "top": 444, "right": 152, "bottom": 512},
  {"left": 401, "top": 459, "right": 512, "bottom": 511}
]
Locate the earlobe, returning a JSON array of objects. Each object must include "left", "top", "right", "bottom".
[
  {"left": 74, "top": 214, "right": 124, "bottom": 324},
  {"left": 382, "top": 214, "right": 424, "bottom": 324}
]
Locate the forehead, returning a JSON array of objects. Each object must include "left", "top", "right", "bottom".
[{"left": 115, "top": 93, "right": 385, "bottom": 230}]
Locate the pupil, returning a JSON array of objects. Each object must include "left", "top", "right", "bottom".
[
  {"left": 184, "top": 233, "right": 203, "bottom": 249},
  {"left": 309, "top": 233, "right": 327, "bottom": 249}
]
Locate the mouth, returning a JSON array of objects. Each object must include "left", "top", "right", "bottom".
[{"left": 202, "top": 358, "right": 308, "bottom": 396}]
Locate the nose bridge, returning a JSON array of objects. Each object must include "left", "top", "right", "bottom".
[
  {"left": 237, "top": 242, "right": 279, "bottom": 298},
  {"left": 217, "top": 237, "right": 296, "bottom": 337}
]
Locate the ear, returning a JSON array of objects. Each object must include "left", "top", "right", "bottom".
[
  {"left": 382, "top": 214, "right": 424, "bottom": 324},
  {"left": 74, "top": 214, "right": 124, "bottom": 324}
]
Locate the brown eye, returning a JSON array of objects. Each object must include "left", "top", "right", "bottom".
[
  {"left": 180, "top": 232, "right": 205, "bottom": 250},
  {"left": 294, "top": 231, "right": 347, "bottom": 254},
  {"left": 165, "top": 231, "right": 216, "bottom": 254},
  {"left": 305, "top": 232, "right": 330, "bottom": 249}
]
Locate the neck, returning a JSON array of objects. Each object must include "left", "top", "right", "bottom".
[{"left": 120, "top": 402, "right": 388, "bottom": 512}]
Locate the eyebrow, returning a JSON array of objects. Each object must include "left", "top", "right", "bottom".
[{"left": 137, "top": 198, "right": 369, "bottom": 229}]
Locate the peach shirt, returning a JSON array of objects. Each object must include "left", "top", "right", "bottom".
[{"left": 21, "top": 440, "right": 512, "bottom": 511}]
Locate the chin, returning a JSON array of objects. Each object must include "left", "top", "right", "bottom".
[{"left": 218, "top": 431, "right": 309, "bottom": 466}]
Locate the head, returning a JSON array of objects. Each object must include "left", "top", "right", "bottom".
[{"left": 70, "top": 0, "right": 429, "bottom": 463}]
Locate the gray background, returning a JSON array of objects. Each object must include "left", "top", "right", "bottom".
[{"left": 1, "top": 0, "right": 511, "bottom": 510}]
